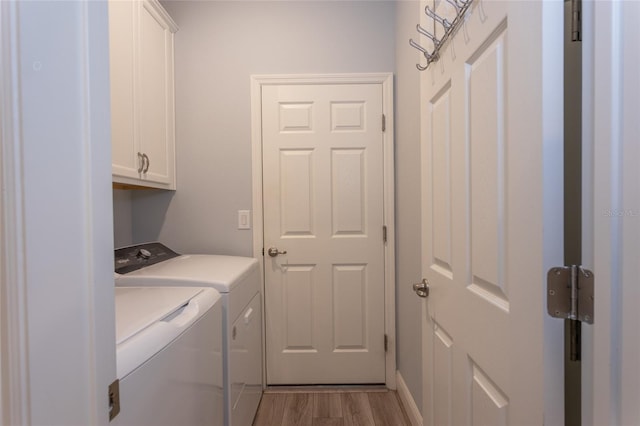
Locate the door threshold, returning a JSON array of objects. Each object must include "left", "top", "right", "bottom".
[{"left": 264, "top": 384, "right": 388, "bottom": 394}]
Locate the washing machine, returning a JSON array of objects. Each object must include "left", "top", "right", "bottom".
[
  {"left": 114, "top": 243, "right": 263, "bottom": 426},
  {"left": 113, "top": 286, "right": 223, "bottom": 426}
]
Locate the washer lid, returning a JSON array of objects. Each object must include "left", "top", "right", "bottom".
[
  {"left": 115, "top": 286, "right": 204, "bottom": 345},
  {"left": 115, "top": 255, "right": 259, "bottom": 293},
  {"left": 115, "top": 286, "right": 220, "bottom": 379}
]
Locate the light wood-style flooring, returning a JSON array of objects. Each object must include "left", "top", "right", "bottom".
[{"left": 253, "top": 387, "right": 411, "bottom": 426}]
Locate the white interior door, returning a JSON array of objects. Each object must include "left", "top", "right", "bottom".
[
  {"left": 581, "top": 1, "right": 640, "bottom": 424},
  {"left": 419, "top": 1, "right": 565, "bottom": 424},
  {"left": 262, "top": 82, "right": 386, "bottom": 384}
]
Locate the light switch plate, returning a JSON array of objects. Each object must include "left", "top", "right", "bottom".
[{"left": 238, "top": 210, "right": 251, "bottom": 230}]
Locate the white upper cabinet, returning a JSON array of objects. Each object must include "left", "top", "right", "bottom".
[{"left": 109, "top": 0, "right": 178, "bottom": 190}]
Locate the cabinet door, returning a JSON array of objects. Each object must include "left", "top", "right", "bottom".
[
  {"left": 109, "top": 0, "right": 139, "bottom": 180},
  {"left": 138, "top": 0, "right": 176, "bottom": 187}
]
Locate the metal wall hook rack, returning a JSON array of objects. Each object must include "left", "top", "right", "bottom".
[{"left": 409, "top": 0, "right": 474, "bottom": 70}]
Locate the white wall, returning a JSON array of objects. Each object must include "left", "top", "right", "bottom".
[
  {"left": 127, "top": 0, "right": 395, "bottom": 255},
  {"left": 394, "top": 0, "right": 423, "bottom": 414}
]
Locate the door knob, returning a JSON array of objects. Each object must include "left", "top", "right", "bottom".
[
  {"left": 413, "top": 278, "right": 430, "bottom": 298},
  {"left": 267, "top": 247, "right": 287, "bottom": 257}
]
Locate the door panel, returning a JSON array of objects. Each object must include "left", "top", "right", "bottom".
[
  {"left": 138, "top": 0, "right": 173, "bottom": 185},
  {"left": 468, "top": 27, "right": 508, "bottom": 310},
  {"left": 432, "top": 322, "right": 453, "bottom": 426},
  {"left": 420, "top": 1, "right": 564, "bottom": 424},
  {"left": 263, "top": 84, "right": 385, "bottom": 384}
]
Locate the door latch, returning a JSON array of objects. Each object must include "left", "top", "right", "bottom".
[{"left": 108, "top": 379, "right": 120, "bottom": 421}]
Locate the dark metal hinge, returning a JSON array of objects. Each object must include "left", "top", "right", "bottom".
[{"left": 571, "top": 0, "right": 582, "bottom": 42}]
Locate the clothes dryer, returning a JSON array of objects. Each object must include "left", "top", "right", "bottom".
[{"left": 114, "top": 243, "right": 262, "bottom": 426}]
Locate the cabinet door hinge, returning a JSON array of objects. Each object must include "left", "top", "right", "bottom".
[
  {"left": 109, "top": 379, "right": 120, "bottom": 421},
  {"left": 384, "top": 334, "right": 388, "bottom": 352},
  {"left": 547, "top": 265, "right": 594, "bottom": 324},
  {"left": 382, "top": 225, "right": 387, "bottom": 243},
  {"left": 382, "top": 114, "right": 386, "bottom": 132}
]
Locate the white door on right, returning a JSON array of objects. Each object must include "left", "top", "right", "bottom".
[{"left": 419, "top": 1, "right": 565, "bottom": 425}]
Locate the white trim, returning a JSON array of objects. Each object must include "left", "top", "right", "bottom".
[
  {"left": 582, "top": 1, "right": 640, "bottom": 424},
  {"left": 144, "top": 0, "right": 178, "bottom": 32},
  {"left": 396, "top": 371, "right": 422, "bottom": 426},
  {"left": 250, "top": 73, "right": 396, "bottom": 388},
  {"left": 0, "top": 1, "right": 30, "bottom": 424},
  {"left": 81, "top": 2, "right": 118, "bottom": 424}
]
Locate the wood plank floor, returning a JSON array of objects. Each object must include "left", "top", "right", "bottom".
[{"left": 253, "top": 388, "right": 411, "bottom": 426}]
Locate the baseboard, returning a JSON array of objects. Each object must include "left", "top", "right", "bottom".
[{"left": 396, "top": 371, "right": 423, "bottom": 426}]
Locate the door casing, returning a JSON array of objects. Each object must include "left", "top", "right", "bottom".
[{"left": 250, "top": 73, "right": 396, "bottom": 388}]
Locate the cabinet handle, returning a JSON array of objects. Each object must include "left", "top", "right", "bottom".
[
  {"left": 142, "top": 153, "right": 150, "bottom": 173},
  {"left": 137, "top": 152, "right": 144, "bottom": 173}
]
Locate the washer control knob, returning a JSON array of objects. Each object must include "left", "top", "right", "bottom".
[{"left": 136, "top": 248, "right": 152, "bottom": 260}]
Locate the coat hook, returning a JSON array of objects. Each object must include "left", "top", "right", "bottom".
[
  {"left": 425, "top": 5, "right": 452, "bottom": 30},
  {"left": 416, "top": 24, "right": 441, "bottom": 46},
  {"left": 409, "top": 38, "right": 435, "bottom": 62},
  {"left": 409, "top": 38, "right": 429, "bottom": 70},
  {"left": 409, "top": 38, "right": 430, "bottom": 56},
  {"left": 409, "top": 38, "right": 436, "bottom": 70}
]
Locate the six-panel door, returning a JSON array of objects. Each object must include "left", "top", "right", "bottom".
[
  {"left": 420, "top": 1, "right": 565, "bottom": 424},
  {"left": 262, "top": 83, "right": 386, "bottom": 384}
]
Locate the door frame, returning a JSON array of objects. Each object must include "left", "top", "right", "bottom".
[
  {"left": 1, "top": 2, "right": 29, "bottom": 423},
  {"left": 250, "top": 73, "right": 396, "bottom": 388},
  {"left": 1, "top": 2, "right": 116, "bottom": 424},
  {"left": 581, "top": 0, "right": 639, "bottom": 423}
]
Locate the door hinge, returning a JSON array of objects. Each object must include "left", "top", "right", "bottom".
[
  {"left": 382, "top": 114, "right": 386, "bottom": 132},
  {"left": 382, "top": 225, "right": 387, "bottom": 243},
  {"left": 384, "top": 334, "right": 388, "bottom": 352},
  {"left": 547, "top": 265, "right": 594, "bottom": 324},
  {"left": 108, "top": 379, "right": 120, "bottom": 421},
  {"left": 571, "top": 0, "right": 582, "bottom": 42}
]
